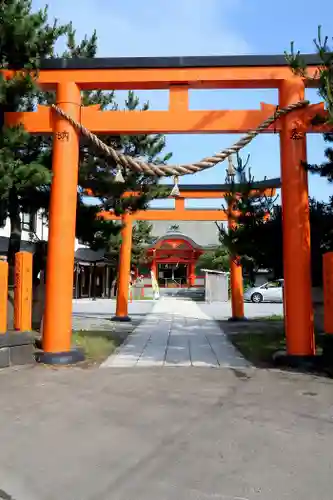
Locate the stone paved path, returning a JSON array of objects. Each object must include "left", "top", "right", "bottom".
[{"left": 101, "top": 298, "right": 250, "bottom": 368}]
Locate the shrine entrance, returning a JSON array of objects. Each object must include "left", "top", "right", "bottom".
[
  {"left": 4, "top": 53, "right": 327, "bottom": 364},
  {"left": 147, "top": 231, "right": 204, "bottom": 288},
  {"left": 157, "top": 263, "right": 188, "bottom": 288}
]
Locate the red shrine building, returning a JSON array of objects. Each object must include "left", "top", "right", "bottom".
[
  {"left": 72, "top": 221, "right": 221, "bottom": 298},
  {"left": 137, "top": 222, "right": 221, "bottom": 288},
  {"left": 146, "top": 232, "right": 203, "bottom": 288}
]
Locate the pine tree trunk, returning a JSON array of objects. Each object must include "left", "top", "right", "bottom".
[{"left": 7, "top": 188, "right": 21, "bottom": 285}]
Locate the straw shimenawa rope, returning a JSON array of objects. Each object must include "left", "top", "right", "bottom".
[{"left": 51, "top": 99, "right": 309, "bottom": 178}]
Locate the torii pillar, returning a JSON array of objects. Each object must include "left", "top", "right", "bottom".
[
  {"left": 279, "top": 78, "right": 314, "bottom": 357},
  {"left": 38, "top": 82, "right": 85, "bottom": 364},
  {"left": 228, "top": 203, "right": 245, "bottom": 321},
  {"left": 112, "top": 212, "right": 133, "bottom": 322}
]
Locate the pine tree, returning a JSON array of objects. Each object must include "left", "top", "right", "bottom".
[
  {"left": 243, "top": 199, "right": 333, "bottom": 287},
  {"left": 196, "top": 247, "right": 229, "bottom": 272},
  {"left": 1, "top": 7, "right": 172, "bottom": 282},
  {"left": 101, "top": 221, "right": 155, "bottom": 273},
  {"left": 217, "top": 153, "right": 278, "bottom": 284},
  {"left": 218, "top": 154, "right": 333, "bottom": 285},
  {"left": 0, "top": 0, "right": 69, "bottom": 273},
  {"left": 285, "top": 26, "right": 333, "bottom": 181},
  {"left": 46, "top": 26, "right": 172, "bottom": 274},
  {"left": 76, "top": 87, "right": 171, "bottom": 249}
]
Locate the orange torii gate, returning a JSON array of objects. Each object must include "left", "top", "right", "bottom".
[
  {"left": 3, "top": 53, "right": 328, "bottom": 364},
  {"left": 98, "top": 180, "right": 278, "bottom": 322}
]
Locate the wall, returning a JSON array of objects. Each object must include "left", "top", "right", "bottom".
[
  {"left": 0, "top": 212, "right": 49, "bottom": 244},
  {"left": 204, "top": 272, "right": 229, "bottom": 302}
]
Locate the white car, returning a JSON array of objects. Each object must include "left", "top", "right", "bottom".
[{"left": 243, "top": 279, "right": 284, "bottom": 303}]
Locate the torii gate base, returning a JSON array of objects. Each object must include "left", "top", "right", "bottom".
[{"left": 5, "top": 54, "right": 322, "bottom": 365}]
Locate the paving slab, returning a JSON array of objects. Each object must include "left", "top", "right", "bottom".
[
  {"left": 165, "top": 344, "right": 191, "bottom": 366},
  {"left": 102, "top": 298, "right": 249, "bottom": 368},
  {"left": 190, "top": 343, "right": 219, "bottom": 368}
]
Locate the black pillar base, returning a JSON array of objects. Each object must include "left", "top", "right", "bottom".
[
  {"left": 272, "top": 349, "right": 321, "bottom": 371},
  {"left": 228, "top": 316, "right": 248, "bottom": 322},
  {"left": 35, "top": 348, "right": 85, "bottom": 365},
  {"left": 111, "top": 315, "right": 131, "bottom": 322}
]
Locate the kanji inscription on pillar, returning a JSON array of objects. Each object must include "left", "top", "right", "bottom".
[
  {"left": 290, "top": 128, "right": 304, "bottom": 140},
  {"left": 55, "top": 130, "right": 69, "bottom": 141},
  {"left": 289, "top": 119, "right": 306, "bottom": 141}
]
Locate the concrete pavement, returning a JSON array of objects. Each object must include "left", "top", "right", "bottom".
[
  {"left": 0, "top": 365, "right": 332, "bottom": 500},
  {"left": 0, "top": 298, "right": 329, "bottom": 500},
  {"left": 101, "top": 298, "right": 250, "bottom": 368}
]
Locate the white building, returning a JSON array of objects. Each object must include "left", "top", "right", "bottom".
[{"left": 0, "top": 210, "right": 86, "bottom": 257}]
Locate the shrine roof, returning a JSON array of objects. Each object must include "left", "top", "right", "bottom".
[
  {"left": 39, "top": 55, "right": 319, "bottom": 71},
  {"left": 148, "top": 231, "right": 202, "bottom": 250},
  {"left": 147, "top": 221, "right": 223, "bottom": 248},
  {"left": 74, "top": 247, "right": 107, "bottom": 263}
]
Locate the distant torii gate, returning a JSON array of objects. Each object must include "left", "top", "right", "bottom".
[
  {"left": 4, "top": 53, "right": 328, "bottom": 363},
  {"left": 99, "top": 180, "right": 278, "bottom": 322}
]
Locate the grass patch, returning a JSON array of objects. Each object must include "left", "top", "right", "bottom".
[
  {"left": 72, "top": 330, "right": 123, "bottom": 363},
  {"left": 230, "top": 330, "right": 286, "bottom": 366},
  {"left": 251, "top": 315, "right": 284, "bottom": 322},
  {"left": 230, "top": 330, "right": 324, "bottom": 367}
]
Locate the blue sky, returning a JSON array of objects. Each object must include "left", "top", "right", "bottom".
[{"left": 32, "top": 0, "right": 333, "bottom": 207}]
